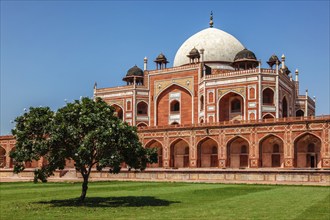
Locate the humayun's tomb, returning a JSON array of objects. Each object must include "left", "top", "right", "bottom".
[{"left": 1, "top": 14, "right": 329, "bottom": 185}]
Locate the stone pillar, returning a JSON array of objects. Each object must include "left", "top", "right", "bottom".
[
  {"left": 284, "top": 125, "right": 294, "bottom": 168},
  {"left": 283, "top": 145, "right": 294, "bottom": 168},
  {"left": 218, "top": 130, "right": 227, "bottom": 168},
  {"left": 5, "top": 151, "right": 11, "bottom": 168},
  {"left": 190, "top": 132, "right": 197, "bottom": 168},
  {"left": 284, "top": 158, "right": 294, "bottom": 168},
  {"left": 321, "top": 123, "right": 330, "bottom": 168},
  {"left": 249, "top": 128, "right": 259, "bottom": 168},
  {"left": 163, "top": 134, "right": 170, "bottom": 168},
  {"left": 250, "top": 159, "right": 259, "bottom": 168},
  {"left": 162, "top": 146, "right": 170, "bottom": 168}
]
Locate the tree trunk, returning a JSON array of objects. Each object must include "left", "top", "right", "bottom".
[{"left": 80, "top": 174, "right": 89, "bottom": 202}]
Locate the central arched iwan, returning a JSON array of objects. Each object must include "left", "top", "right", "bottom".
[{"left": 156, "top": 85, "right": 192, "bottom": 126}]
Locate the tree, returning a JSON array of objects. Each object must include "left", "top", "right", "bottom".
[{"left": 10, "top": 97, "right": 157, "bottom": 201}]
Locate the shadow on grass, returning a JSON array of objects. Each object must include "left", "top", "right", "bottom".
[{"left": 36, "top": 196, "right": 179, "bottom": 208}]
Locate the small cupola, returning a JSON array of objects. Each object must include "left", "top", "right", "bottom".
[
  {"left": 232, "top": 48, "right": 258, "bottom": 70},
  {"left": 187, "top": 47, "right": 200, "bottom": 64},
  {"left": 123, "top": 65, "right": 144, "bottom": 85},
  {"left": 267, "top": 54, "right": 281, "bottom": 69},
  {"left": 154, "top": 53, "right": 169, "bottom": 70}
]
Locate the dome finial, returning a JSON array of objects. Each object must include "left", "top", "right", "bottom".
[{"left": 209, "top": 11, "right": 214, "bottom": 28}]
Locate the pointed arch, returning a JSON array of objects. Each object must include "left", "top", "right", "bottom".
[
  {"left": 145, "top": 139, "right": 163, "bottom": 168},
  {"left": 111, "top": 104, "right": 123, "bottom": 120},
  {"left": 197, "top": 137, "right": 219, "bottom": 168},
  {"left": 144, "top": 139, "right": 163, "bottom": 148},
  {"left": 293, "top": 132, "right": 321, "bottom": 144},
  {"left": 258, "top": 134, "right": 284, "bottom": 145},
  {"left": 218, "top": 92, "right": 245, "bottom": 122},
  {"left": 296, "top": 109, "right": 304, "bottom": 117},
  {"left": 226, "top": 136, "right": 250, "bottom": 168},
  {"left": 263, "top": 113, "right": 275, "bottom": 120},
  {"left": 170, "top": 138, "right": 190, "bottom": 168},
  {"left": 262, "top": 88, "right": 274, "bottom": 105},
  {"left": 136, "top": 122, "right": 148, "bottom": 128},
  {"left": 170, "top": 100, "right": 180, "bottom": 113},
  {"left": 258, "top": 134, "right": 284, "bottom": 168},
  {"left": 294, "top": 132, "right": 321, "bottom": 168},
  {"left": 282, "top": 96, "right": 288, "bottom": 118},
  {"left": 155, "top": 83, "right": 193, "bottom": 101},
  {"left": 226, "top": 135, "right": 250, "bottom": 146},
  {"left": 137, "top": 101, "right": 148, "bottom": 116},
  {"left": 155, "top": 84, "right": 193, "bottom": 126}
]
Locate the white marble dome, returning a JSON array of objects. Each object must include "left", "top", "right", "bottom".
[{"left": 173, "top": 27, "right": 245, "bottom": 67}]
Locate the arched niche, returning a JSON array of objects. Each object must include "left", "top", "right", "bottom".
[
  {"left": 197, "top": 137, "right": 218, "bottom": 168},
  {"left": 170, "top": 139, "right": 190, "bottom": 168}
]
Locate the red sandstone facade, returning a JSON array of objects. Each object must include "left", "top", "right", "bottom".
[{"left": 1, "top": 17, "right": 329, "bottom": 174}]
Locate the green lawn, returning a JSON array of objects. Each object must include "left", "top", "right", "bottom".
[{"left": 0, "top": 181, "right": 329, "bottom": 220}]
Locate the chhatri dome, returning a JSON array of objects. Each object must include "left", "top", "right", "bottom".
[{"left": 173, "top": 12, "right": 244, "bottom": 69}]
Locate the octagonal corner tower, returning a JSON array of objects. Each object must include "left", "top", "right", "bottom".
[{"left": 173, "top": 27, "right": 245, "bottom": 69}]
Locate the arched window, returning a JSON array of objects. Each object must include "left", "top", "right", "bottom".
[
  {"left": 137, "top": 123, "right": 148, "bottom": 128},
  {"left": 170, "top": 100, "right": 180, "bottom": 113},
  {"left": 126, "top": 101, "right": 131, "bottom": 111},
  {"left": 137, "top": 102, "right": 148, "bottom": 115},
  {"left": 282, "top": 97, "right": 288, "bottom": 118},
  {"left": 249, "top": 87, "right": 255, "bottom": 99},
  {"left": 263, "top": 88, "right": 274, "bottom": 105},
  {"left": 263, "top": 114, "right": 275, "bottom": 119},
  {"left": 112, "top": 105, "right": 123, "bottom": 120},
  {"left": 296, "top": 109, "right": 304, "bottom": 117},
  {"left": 231, "top": 98, "right": 241, "bottom": 113},
  {"left": 208, "top": 92, "right": 214, "bottom": 103},
  {"left": 212, "top": 146, "right": 217, "bottom": 154},
  {"left": 171, "top": 122, "right": 179, "bottom": 126},
  {"left": 241, "top": 145, "right": 247, "bottom": 154},
  {"left": 200, "top": 95, "right": 204, "bottom": 111},
  {"left": 308, "top": 143, "right": 315, "bottom": 152},
  {"left": 185, "top": 147, "right": 189, "bottom": 155},
  {"left": 273, "top": 144, "right": 280, "bottom": 153}
]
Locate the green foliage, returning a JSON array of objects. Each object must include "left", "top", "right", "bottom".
[{"left": 10, "top": 97, "right": 157, "bottom": 199}]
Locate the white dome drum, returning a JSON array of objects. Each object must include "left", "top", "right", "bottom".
[{"left": 173, "top": 27, "right": 245, "bottom": 68}]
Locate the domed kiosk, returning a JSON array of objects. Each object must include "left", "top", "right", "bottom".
[
  {"left": 123, "top": 65, "right": 144, "bottom": 85},
  {"left": 232, "top": 48, "right": 259, "bottom": 70},
  {"left": 173, "top": 15, "right": 244, "bottom": 69}
]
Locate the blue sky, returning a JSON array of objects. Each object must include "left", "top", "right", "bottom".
[{"left": 1, "top": 1, "right": 329, "bottom": 135}]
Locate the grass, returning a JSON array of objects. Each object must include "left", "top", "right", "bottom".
[{"left": 0, "top": 181, "right": 329, "bottom": 220}]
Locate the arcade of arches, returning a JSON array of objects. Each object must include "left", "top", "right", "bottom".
[
  {"left": 141, "top": 129, "right": 328, "bottom": 169},
  {"left": 139, "top": 118, "right": 330, "bottom": 169},
  {"left": 145, "top": 130, "right": 328, "bottom": 168},
  {"left": 0, "top": 119, "right": 329, "bottom": 170}
]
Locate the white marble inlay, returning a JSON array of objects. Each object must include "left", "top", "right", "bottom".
[
  {"left": 98, "top": 91, "right": 133, "bottom": 98},
  {"left": 137, "top": 91, "right": 149, "bottom": 96},
  {"left": 262, "top": 106, "right": 276, "bottom": 112},
  {"left": 206, "top": 77, "right": 258, "bottom": 86},
  {"left": 207, "top": 106, "right": 215, "bottom": 111}
]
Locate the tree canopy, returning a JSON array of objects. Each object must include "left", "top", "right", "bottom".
[{"left": 11, "top": 97, "right": 157, "bottom": 201}]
